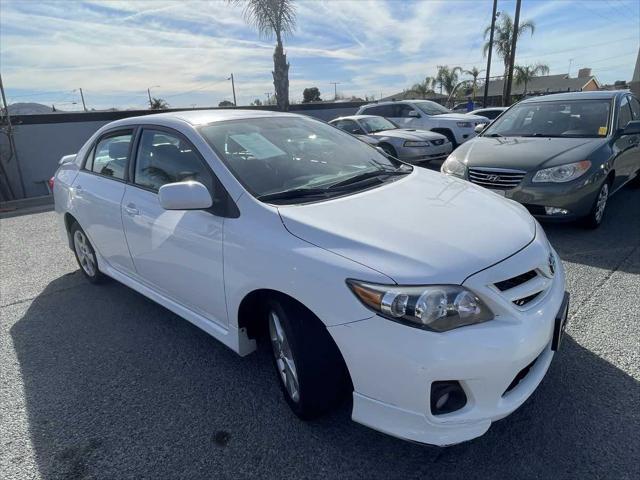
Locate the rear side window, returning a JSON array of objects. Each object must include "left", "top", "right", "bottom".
[
  {"left": 91, "top": 132, "right": 132, "bottom": 180},
  {"left": 134, "top": 129, "right": 215, "bottom": 193},
  {"left": 362, "top": 104, "right": 394, "bottom": 117}
]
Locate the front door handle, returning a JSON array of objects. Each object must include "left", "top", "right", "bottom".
[{"left": 124, "top": 203, "right": 139, "bottom": 216}]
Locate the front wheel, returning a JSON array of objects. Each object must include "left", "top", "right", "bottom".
[
  {"left": 71, "top": 222, "right": 106, "bottom": 283},
  {"left": 581, "top": 181, "right": 609, "bottom": 229},
  {"left": 266, "top": 298, "right": 349, "bottom": 419}
]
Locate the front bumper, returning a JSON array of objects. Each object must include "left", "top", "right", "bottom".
[
  {"left": 328, "top": 235, "right": 566, "bottom": 446},
  {"left": 399, "top": 142, "right": 453, "bottom": 165}
]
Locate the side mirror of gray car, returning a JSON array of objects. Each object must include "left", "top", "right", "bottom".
[
  {"left": 408, "top": 110, "right": 420, "bottom": 118},
  {"left": 475, "top": 123, "right": 488, "bottom": 134},
  {"left": 622, "top": 120, "right": 640, "bottom": 136}
]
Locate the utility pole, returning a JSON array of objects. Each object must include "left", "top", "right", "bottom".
[
  {"left": 0, "top": 73, "right": 26, "bottom": 199},
  {"left": 503, "top": 0, "right": 521, "bottom": 106},
  {"left": 228, "top": 74, "right": 237, "bottom": 106},
  {"left": 330, "top": 81, "right": 340, "bottom": 101},
  {"left": 79, "top": 88, "right": 87, "bottom": 111},
  {"left": 482, "top": 0, "right": 498, "bottom": 106},
  {"left": 147, "top": 85, "right": 160, "bottom": 108}
]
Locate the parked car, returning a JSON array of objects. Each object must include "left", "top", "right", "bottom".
[
  {"left": 468, "top": 107, "right": 508, "bottom": 121},
  {"left": 53, "top": 109, "right": 568, "bottom": 447},
  {"left": 329, "top": 115, "right": 452, "bottom": 165},
  {"left": 452, "top": 101, "right": 483, "bottom": 112},
  {"left": 356, "top": 100, "right": 489, "bottom": 147},
  {"left": 441, "top": 91, "right": 640, "bottom": 228}
]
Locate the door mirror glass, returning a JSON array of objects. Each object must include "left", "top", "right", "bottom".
[
  {"left": 622, "top": 120, "right": 640, "bottom": 136},
  {"left": 158, "top": 181, "right": 213, "bottom": 210},
  {"left": 475, "top": 123, "right": 488, "bottom": 134},
  {"left": 408, "top": 110, "right": 420, "bottom": 118}
]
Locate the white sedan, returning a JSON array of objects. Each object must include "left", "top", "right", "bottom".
[{"left": 52, "top": 109, "right": 568, "bottom": 446}]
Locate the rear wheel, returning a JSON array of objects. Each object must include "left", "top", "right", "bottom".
[
  {"left": 266, "top": 297, "right": 349, "bottom": 419},
  {"left": 71, "top": 222, "right": 106, "bottom": 283},
  {"left": 582, "top": 181, "right": 609, "bottom": 229}
]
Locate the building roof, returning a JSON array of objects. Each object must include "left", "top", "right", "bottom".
[
  {"left": 484, "top": 73, "right": 599, "bottom": 97},
  {"left": 379, "top": 91, "right": 448, "bottom": 102}
]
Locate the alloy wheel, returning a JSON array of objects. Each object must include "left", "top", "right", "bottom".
[
  {"left": 269, "top": 310, "right": 300, "bottom": 403},
  {"left": 73, "top": 230, "right": 96, "bottom": 277},
  {"left": 594, "top": 182, "right": 609, "bottom": 224}
]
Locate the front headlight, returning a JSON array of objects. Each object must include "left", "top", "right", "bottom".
[
  {"left": 456, "top": 121, "right": 472, "bottom": 128},
  {"left": 347, "top": 280, "right": 494, "bottom": 332},
  {"left": 532, "top": 160, "right": 591, "bottom": 183},
  {"left": 403, "top": 140, "right": 428, "bottom": 147},
  {"left": 441, "top": 155, "right": 466, "bottom": 176}
]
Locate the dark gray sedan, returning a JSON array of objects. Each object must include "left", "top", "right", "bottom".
[
  {"left": 441, "top": 91, "right": 640, "bottom": 228},
  {"left": 330, "top": 115, "right": 452, "bottom": 166}
]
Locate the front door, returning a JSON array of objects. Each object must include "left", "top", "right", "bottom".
[
  {"left": 120, "top": 127, "right": 228, "bottom": 326},
  {"left": 612, "top": 96, "right": 640, "bottom": 190},
  {"left": 71, "top": 129, "right": 136, "bottom": 274}
]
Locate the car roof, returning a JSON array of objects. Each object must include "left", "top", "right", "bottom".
[
  {"left": 361, "top": 99, "right": 437, "bottom": 107},
  {"left": 107, "top": 109, "right": 300, "bottom": 128},
  {"left": 519, "top": 90, "right": 628, "bottom": 104}
]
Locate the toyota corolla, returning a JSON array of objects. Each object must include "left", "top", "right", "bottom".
[{"left": 53, "top": 109, "right": 568, "bottom": 446}]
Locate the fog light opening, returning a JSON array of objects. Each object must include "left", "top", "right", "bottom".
[
  {"left": 430, "top": 381, "right": 467, "bottom": 415},
  {"left": 544, "top": 206, "right": 570, "bottom": 216}
]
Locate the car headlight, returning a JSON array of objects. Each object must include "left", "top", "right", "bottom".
[
  {"left": 441, "top": 155, "right": 466, "bottom": 176},
  {"left": 456, "top": 122, "right": 472, "bottom": 128},
  {"left": 532, "top": 161, "right": 591, "bottom": 183},
  {"left": 403, "top": 140, "right": 428, "bottom": 147},
  {"left": 347, "top": 280, "right": 494, "bottom": 332}
]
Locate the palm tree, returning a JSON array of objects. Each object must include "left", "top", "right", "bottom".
[
  {"left": 464, "top": 67, "right": 484, "bottom": 100},
  {"left": 483, "top": 11, "right": 535, "bottom": 103},
  {"left": 514, "top": 63, "right": 550, "bottom": 97},
  {"left": 409, "top": 77, "right": 436, "bottom": 99},
  {"left": 230, "top": 0, "right": 296, "bottom": 111},
  {"left": 149, "top": 97, "right": 168, "bottom": 110},
  {"left": 436, "top": 66, "right": 462, "bottom": 96}
]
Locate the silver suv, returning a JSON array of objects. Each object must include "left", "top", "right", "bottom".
[{"left": 357, "top": 100, "right": 489, "bottom": 147}]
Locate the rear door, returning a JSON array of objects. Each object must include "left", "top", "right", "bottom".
[
  {"left": 120, "top": 126, "right": 228, "bottom": 326},
  {"left": 72, "top": 129, "right": 136, "bottom": 274}
]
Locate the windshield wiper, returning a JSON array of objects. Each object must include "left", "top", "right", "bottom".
[
  {"left": 484, "top": 133, "right": 503, "bottom": 137},
  {"left": 328, "top": 169, "right": 409, "bottom": 189},
  {"left": 257, "top": 187, "right": 332, "bottom": 202},
  {"left": 521, "top": 133, "right": 565, "bottom": 138}
]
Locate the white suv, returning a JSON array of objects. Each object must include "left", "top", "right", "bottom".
[
  {"left": 53, "top": 109, "right": 568, "bottom": 447},
  {"left": 357, "top": 100, "right": 489, "bottom": 147}
]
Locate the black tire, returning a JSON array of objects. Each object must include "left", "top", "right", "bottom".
[
  {"left": 581, "top": 180, "right": 610, "bottom": 229},
  {"left": 70, "top": 222, "right": 107, "bottom": 284},
  {"left": 266, "top": 297, "right": 349, "bottom": 420},
  {"left": 379, "top": 143, "right": 398, "bottom": 159},
  {"left": 438, "top": 130, "right": 458, "bottom": 149}
]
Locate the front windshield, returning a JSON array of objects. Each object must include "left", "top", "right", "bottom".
[
  {"left": 360, "top": 117, "right": 397, "bottom": 133},
  {"left": 483, "top": 99, "right": 612, "bottom": 138},
  {"left": 414, "top": 101, "right": 451, "bottom": 116},
  {"left": 198, "top": 117, "right": 407, "bottom": 201}
]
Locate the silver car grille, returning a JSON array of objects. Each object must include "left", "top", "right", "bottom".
[{"left": 468, "top": 167, "right": 526, "bottom": 190}]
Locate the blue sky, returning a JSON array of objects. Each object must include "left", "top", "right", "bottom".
[{"left": 1, "top": 0, "right": 638, "bottom": 110}]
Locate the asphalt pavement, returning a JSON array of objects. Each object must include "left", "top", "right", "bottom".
[{"left": 1, "top": 187, "right": 639, "bottom": 480}]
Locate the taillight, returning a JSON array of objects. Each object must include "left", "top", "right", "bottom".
[{"left": 48, "top": 176, "right": 55, "bottom": 192}]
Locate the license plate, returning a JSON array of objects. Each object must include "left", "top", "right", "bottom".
[{"left": 552, "top": 292, "right": 570, "bottom": 351}]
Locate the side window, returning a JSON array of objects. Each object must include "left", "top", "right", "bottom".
[
  {"left": 628, "top": 96, "right": 640, "bottom": 120},
  {"left": 394, "top": 104, "right": 417, "bottom": 118},
  {"left": 134, "top": 129, "right": 215, "bottom": 194},
  {"left": 618, "top": 97, "right": 632, "bottom": 129},
  {"left": 92, "top": 132, "right": 132, "bottom": 180},
  {"left": 364, "top": 105, "right": 394, "bottom": 117},
  {"left": 340, "top": 120, "right": 364, "bottom": 134}
]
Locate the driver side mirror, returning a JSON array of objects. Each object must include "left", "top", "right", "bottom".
[
  {"left": 622, "top": 120, "right": 640, "bottom": 136},
  {"left": 158, "top": 181, "right": 213, "bottom": 210},
  {"left": 408, "top": 110, "right": 420, "bottom": 118},
  {"left": 475, "top": 123, "right": 489, "bottom": 134}
]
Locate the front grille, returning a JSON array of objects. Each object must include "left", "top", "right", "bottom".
[
  {"left": 495, "top": 270, "right": 537, "bottom": 291},
  {"left": 468, "top": 168, "right": 526, "bottom": 190},
  {"left": 431, "top": 139, "right": 445, "bottom": 146}
]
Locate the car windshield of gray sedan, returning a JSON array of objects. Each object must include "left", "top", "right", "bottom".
[
  {"left": 414, "top": 101, "right": 451, "bottom": 116},
  {"left": 198, "top": 117, "right": 410, "bottom": 202},
  {"left": 359, "top": 117, "right": 397, "bottom": 133},
  {"left": 483, "top": 99, "right": 611, "bottom": 138}
]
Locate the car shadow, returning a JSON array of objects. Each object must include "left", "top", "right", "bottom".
[{"left": 10, "top": 273, "right": 639, "bottom": 479}]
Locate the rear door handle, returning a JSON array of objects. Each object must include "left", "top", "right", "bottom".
[{"left": 124, "top": 203, "right": 139, "bottom": 216}]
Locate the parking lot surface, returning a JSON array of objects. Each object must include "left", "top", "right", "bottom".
[{"left": 1, "top": 188, "right": 639, "bottom": 480}]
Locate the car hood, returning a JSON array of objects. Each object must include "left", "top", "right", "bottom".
[
  {"left": 372, "top": 129, "right": 444, "bottom": 141},
  {"left": 454, "top": 136, "right": 604, "bottom": 170},
  {"left": 277, "top": 168, "right": 535, "bottom": 284},
  {"left": 432, "top": 113, "right": 488, "bottom": 123}
]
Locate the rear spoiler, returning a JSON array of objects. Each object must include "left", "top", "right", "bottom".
[{"left": 58, "top": 154, "right": 77, "bottom": 165}]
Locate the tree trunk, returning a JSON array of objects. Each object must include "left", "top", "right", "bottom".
[{"left": 272, "top": 37, "right": 290, "bottom": 112}]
